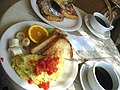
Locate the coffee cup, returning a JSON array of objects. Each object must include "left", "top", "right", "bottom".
[
  {"left": 90, "top": 12, "right": 114, "bottom": 34},
  {"left": 87, "top": 61, "right": 120, "bottom": 90}
]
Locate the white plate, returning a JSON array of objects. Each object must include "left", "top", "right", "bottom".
[
  {"left": 0, "top": 21, "right": 78, "bottom": 90},
  {"left": 84, "top": 14, "right": 110, "bottom": 39},
  {"left": 79, "top": 61, "right": 96, "bottom": 90},
  {"left": 30, "top": 0, "right": 82, "bottom": 31}
]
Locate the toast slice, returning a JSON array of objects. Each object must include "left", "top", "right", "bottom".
[
  {"left": 39, "top": 36, "right": 73, "bottom": 59},
  {"left": 30, "top": 29, "right": 63, "bottom": 54}
]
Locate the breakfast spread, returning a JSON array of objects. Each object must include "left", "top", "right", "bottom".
[
  {"left": 7, "top": 24, "right": 73, "bottom": 90},
  {"left": 36, "top": 0, "right": 78, "bottom": 21},
  {"left": 1, "top": 0, "right": 120, "bottom": 90}
]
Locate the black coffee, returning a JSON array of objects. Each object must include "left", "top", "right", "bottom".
[
  {"left": 95, "top": 16, "right": 108, "bottom": 27},
  {"left": 95, "top": 67, "right": 113, "bottom": 90}
]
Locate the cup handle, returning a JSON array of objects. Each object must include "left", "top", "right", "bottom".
[{"left": 110, "top": 25, "right": 114, "bottom": 30}]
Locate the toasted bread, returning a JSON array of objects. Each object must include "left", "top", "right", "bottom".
[
  {"left": 39, "top": 36, "right": 73, "bottom": 59},
  {"left": 30, "top": 29, "right": 63, "bottom": 53}
]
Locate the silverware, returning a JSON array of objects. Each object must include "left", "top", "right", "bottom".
[{"left": 65, "top": 57, "right": 112, "bottom": 64}]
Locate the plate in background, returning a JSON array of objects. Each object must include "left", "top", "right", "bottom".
[{"left": 30, "top": 0, "right": 82, "bottom": 31}]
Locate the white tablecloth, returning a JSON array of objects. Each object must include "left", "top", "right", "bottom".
[{"left": 0, "top": 0, "right": 120, "bottom": 90}]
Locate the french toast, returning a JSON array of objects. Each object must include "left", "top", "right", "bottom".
[
  {"left": 52, "top": 0, "right": 78, "bottom": 19},
  {"left": 30, "top": 29, "right": 63, "bottom": 54},
  {"left": 36, "top": 0, "right": 78, "bottom": 22},
  {"left": 36, "top": 0, "right": 64, "bottom": 22}
]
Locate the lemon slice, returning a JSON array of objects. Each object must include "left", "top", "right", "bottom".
[{"left": 28, "top": 24, "right": 49, "bottom": 43}]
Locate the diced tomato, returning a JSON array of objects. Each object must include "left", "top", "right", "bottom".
[
  {"left": 54, "top": 58, "right": 59, "bottom": 64},
  {"left": 29, "top": 60, "right": 35, "bottom": 64},
  {"left": 39, "top": 81, "right": 50, "bottom": 90},
  {"left": 46, "top": 60, "right": 56, "bottom": 69},
  {"left": 35, "top": 67, "right": 42, "bottom": 76},
  {"left": 28, "top": 78, "right": 33, "bottom": 84},
  {"left": 36, "top": 59, "right": 44, "bottom": 66},
  {"left": 52, "top": 67, "right": 58, "bottom": 72},
  {"left": 51, "top": 60, "right": 58, "bottom": 66},
  {"left": 40, "top": 60, "right": 46, "bottom": 71},
  {"left": 34, "top": 56, "right": 59, "bottom": 76},
  {"left": 47, "top": 70, "right": 53, "bottom": 75}
]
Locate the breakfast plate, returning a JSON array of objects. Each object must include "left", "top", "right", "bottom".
[
  {"left": 0, "top": 21, "right": 78, "bottom": 90},
  {"left": 84, "top": 14, "right": 110, "bottom": 39},
  {"left": 79, "top": 61, "right": 97, "bottom": 90},
  {"left": 30, "top": 0, "right": 82, "bottom": 32}
]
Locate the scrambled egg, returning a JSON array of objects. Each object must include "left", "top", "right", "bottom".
[{"left": 11, "top": 54, "right": 64, "bottom": 85}]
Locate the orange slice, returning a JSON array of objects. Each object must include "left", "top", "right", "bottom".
[{"left": 28, "top": 24, "right": 49, "bottom": 43}]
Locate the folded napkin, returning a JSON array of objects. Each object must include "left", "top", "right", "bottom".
[
  {"left": 67, "top": 35, "right": 111, "bottom": 61},
  {"left": 67, "top": 35, "right": 95, "bottom": 51}
]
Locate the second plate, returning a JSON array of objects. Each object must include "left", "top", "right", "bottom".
[{"left": 30, "top": 0, "right": 82, "bottom": 32}]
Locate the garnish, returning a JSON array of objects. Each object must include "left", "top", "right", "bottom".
[
  {"left": 39, "top": 81, "right": 50, "bottom": 90},
  {"left": 34, "top": 56, "right": 59, "bottom": 76},
  {"left": 28, "top": 25, "right": 49, "bottom": 43},
  {"left": 28, "top": 78, "right": 33, "bottom": 84}
]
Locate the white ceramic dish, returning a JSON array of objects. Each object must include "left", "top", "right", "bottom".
[
  {"left": 0, "top": 21, "right": 78, "bottom": 90},
  {"left": 30, "top": 0, "right": 82, "bottom": 32},
  {"left": 79, "top": 61, "right": 97, "bottom": 90},
  {"left": 84, "top": 14, "right": 110, "bottom": 40},
  {"left": 88, "top": 60, "right": 120, "bottom": 90}
]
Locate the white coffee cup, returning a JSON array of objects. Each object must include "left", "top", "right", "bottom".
[
  {"left": 87, "top": 61, "right": 120, "bottom": 90},
  {"left": 90, "top": 12, "right": 114, "bottom": 34}
]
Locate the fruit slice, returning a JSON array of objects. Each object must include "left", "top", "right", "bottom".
[
  {"left": 16, "top": 32, "right": 25, "bottom": 41},
  {"left": 22, "top": 37, "right": 30, "bottom": 46},
  {"left": 28, "top": 25, "right": 49, "bottom": 43}
]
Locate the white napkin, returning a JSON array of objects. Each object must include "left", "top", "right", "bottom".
[{"left": 67, "top": 35, "right": 95, "bottom": 51}]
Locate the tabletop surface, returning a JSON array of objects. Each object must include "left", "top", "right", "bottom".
[{"left": 0, "top": 0, "right": 120, "bottom": 90}]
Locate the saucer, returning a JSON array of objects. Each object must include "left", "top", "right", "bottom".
[
  {"left": 84, "top": 14, "right": 110, "bottom": 39},
  {"left": 79, "top": 61, "right": 96, "bottom": 90}
]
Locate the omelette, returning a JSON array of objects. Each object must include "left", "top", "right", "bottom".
[{"left": 11, "top": 54, "right": 64, "bottom": 86}]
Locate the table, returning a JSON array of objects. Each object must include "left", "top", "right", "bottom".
[{"left": 0, "top": 0, "right": 120, "bottom": 90}]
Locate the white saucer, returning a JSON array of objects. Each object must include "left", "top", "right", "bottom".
[
  {"left": 84, "top": 14, "right": 110, "bottom": 39},
  {"left": 79, "top": 61, "right": 96, "bottom": 90}
]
